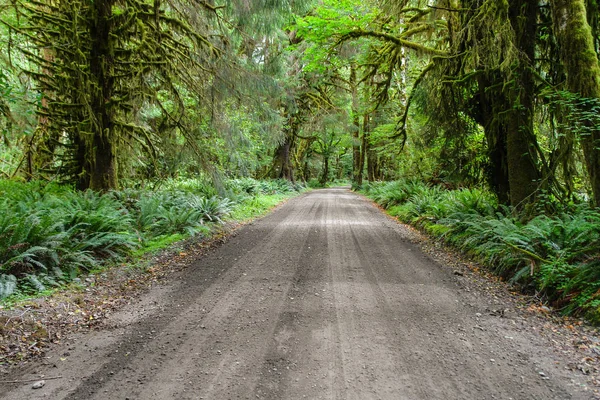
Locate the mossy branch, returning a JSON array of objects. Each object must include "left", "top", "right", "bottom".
[
  {"left": 390, "top": 61, "right": 436, "bottom": 143},
  {"left": 339, "top": 29, "right": 447, "bottom": 56}
]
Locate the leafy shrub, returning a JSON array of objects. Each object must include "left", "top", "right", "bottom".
[
  {"left": 227, "top": 178, "right": 304, "bottom": 197},
  {"left": 134, "top": 191, "right": 204, "bottom": 237},
  {"left": 165, "top": 178, "right": 219, "bottom": 198},
  {"left": 0, "top": 178, "right": 300, "bottom": 299},
  {"left": 189, "top": 196, "right": 234, "bottom": 223},
  {"left": 227, "top": 178, "right": 262, "bottom": 196},
  {"left": 365, "top": 180, "right": 600, "bottom": 319},
  {"left": 48, "top": 190, "right": 136, "bottom": 255},
  {"left": 0, "top": 211, "right": 63, "bottom": 277}
]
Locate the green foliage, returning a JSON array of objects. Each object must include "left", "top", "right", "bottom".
[
  {"left": 133, "top": 192, "right": 205, "bottom": 237},
  {"left": 226, "top": 178, "right": 264, "bottom": 197},
  {"left": 365, "top": 179, "right": 600, "bottom": 319},
  {"left": 227, "top": 178, "right": 303, "bottom": 197},
  {"left": 132, "top": 234, "right": 186, "bottom": 257},
  {"left": 0, "top": 211, "right": 63, "bottom": 276},
  {"left": 0, "top": 182, "right": 139, "bottom": 297},
  {"left": 307, "top": 178, "right": 350, "bottom": 188},
  {"left": 190, "top": 196, "right": 235, "bottom": 223},
  {"left": 165, "top": 178, "right": 219, "bottom": 198},
  {"left": 0, "top": 178, "right": 300, "bottom": 299},
  {"left": 363, "top": 180, "right": 442, "bottom": 209},
  {"left": 229, "top": 193, "right": 291, "bottom": 221},
  {"left": 294, "top": 0, "right": 378, "bottom": 73}
]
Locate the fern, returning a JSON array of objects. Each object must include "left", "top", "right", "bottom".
[
  {"left": 0, "top": 274, "right": 17, "bottom": 298},
  {"left": 23, "top": 274, "right": 46, "bottom": 293},
  {"left": 190, "top": 196, "right": 234, "bottom": 223},
  {"left": 366, "top": 179, "right": 600, "bottom": 316}
]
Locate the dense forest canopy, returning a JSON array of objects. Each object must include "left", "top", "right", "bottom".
[{"left": 1, "top": 0, "right": 600, "bottom": 207}]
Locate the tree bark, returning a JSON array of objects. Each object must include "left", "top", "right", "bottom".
[
  {"left": 361, "top": 113, "right": 369, "bottom": 182},
  {"left": 551, "top": 0, "right": 600, "bottom": 207},
  {"left": 350, "top": 64, "right": 363, "bottom": 187},
  {"left": 88, "top": 0, "right": 118, "bottom": 191},
  {"left": 273, "top": 135, "right": 295, "bottom": 182},
  {"left": 504, "top": 0, "right": 541, "bottom": 208},
  {"left": 367, "top": 149, "right": 376, "bottom": 182},
  {"left": 474, "top": 73, "right": 511, "bottom": 205},
  {"left": 272, "top": 112, "right": 297, "bottom": 183},
  {"left": 320, "top": 155, "right": 329, "bottom": 186}
]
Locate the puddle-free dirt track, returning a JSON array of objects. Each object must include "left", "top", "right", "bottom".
[{"left": 0, "top": 188, "right": 592, "bottom": 399}]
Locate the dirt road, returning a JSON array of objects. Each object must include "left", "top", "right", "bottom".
[{"left": 0, "top": 188, "right": 592, "bottom": 399}]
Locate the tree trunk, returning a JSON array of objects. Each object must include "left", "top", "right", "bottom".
[
  {"left": 361, "top": 113, "right": 369, "bottom": 182},
  {"left": 88, "top": 0, "right": 118, "bottom": 191},
  {"left": 320, "top": 156, "right": 329, "bottom": 186},
  {"left": 350, "top": 64, "right": 363, "bottom": 187},
  {"left": 273, "top": 135, "right": 295, "bottom": 182},
  {"left": 32, "top": 45, "right": 58, "bottom": 178},
  {"left": 272, "top": 112, "right": 297, "bottom": 183},
  {"left": 505, "top": 0, "right": 540, "bottom": 208},
  {"left": 475, "top": 73, "right": 511, "bottom": 205},
  {"left": 363, "top": 110, "right": 377, "bottom": 182},
  {"left": 367, "top": 149, "right": 376, "bottom": 182},
  {"left": 551, "top": 0, "right": 600, "bottom": 207}
]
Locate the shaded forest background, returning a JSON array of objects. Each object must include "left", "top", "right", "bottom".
[{"left": 1, "top": 0, "right": 600, "bottom": 319}]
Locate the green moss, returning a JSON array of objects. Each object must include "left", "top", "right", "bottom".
[
  {"left": 584, "top": 306, "right": 600, "bottom": 325},
  {"left": 0, "top": 289, "right": 56, "bottom": 310},
  {"left": 133, "top": 233, "right": 187, "bottom": 257},
  {"left": 112, "top": 5, "right": 125, "bottom": 16}
]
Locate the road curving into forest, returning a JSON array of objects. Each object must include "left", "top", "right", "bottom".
[{"left": 0, "top": 188, "right": 592, "bottom": 399}]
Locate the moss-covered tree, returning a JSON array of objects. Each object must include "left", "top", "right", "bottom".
[
  {"left": 551, "top": 0, "right": 600, "bottom": 207},
  {"left": 2, "top": 0, "right": 230, "bottom": 190}
]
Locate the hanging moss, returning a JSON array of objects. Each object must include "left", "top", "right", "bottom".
[
  {"left": 552, "top": 0, "right": 600, "bottom": 207},
  {"left": 3, "top": 0, "right": 223, "bottom": 191}
]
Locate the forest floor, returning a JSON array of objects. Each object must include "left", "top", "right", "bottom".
[{"left": 1, "top": 188, "right": 599, "bottom": 399}]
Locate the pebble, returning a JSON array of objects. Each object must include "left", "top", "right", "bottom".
[{"left": 32, "top": 380, "right": 45, "bottom": 389}]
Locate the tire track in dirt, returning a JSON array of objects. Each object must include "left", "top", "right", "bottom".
[{"left": 0, "top": 188, "right": 592, "bottom": 399}]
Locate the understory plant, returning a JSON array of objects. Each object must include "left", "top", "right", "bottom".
[
  {"left": 363, "top": 180, "right": 600, "bottom": 321},
  {"left": 0, "top": 178, "right": 302, "bottom": 299}
]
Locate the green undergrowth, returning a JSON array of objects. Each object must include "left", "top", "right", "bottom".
[
  {"left": 306, "top": 178, "right": 351, "bottom": 188},
  {"left": 130, "top": 233, "right": 187, "bottom": 257},
  {"left": 0, "top": 178, "right": 305, "bottom": 302},
  {"left": 229, "top": 193, "right": 293, "bottom": 221},
  {"left": 362, "top": 180, "right": 600, "bottom": 323}
]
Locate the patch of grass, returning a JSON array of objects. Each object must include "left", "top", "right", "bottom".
[
  {"left": 131, "top": 234, "right": 187, "bottom": 257},
  {"left": 229, "top": 193, "right": 291, "bottom": 221}
]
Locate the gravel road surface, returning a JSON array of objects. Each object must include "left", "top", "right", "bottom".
[{"left": 0, "top": 188, "right": 591, "bottom": 399}]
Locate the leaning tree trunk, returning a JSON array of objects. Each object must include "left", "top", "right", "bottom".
[
  {"left": 551, "top": 0, "right": 600, "bottom": 207},
  {"left": 88, "top": 0, "right": 118, "bottom": 191}
]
